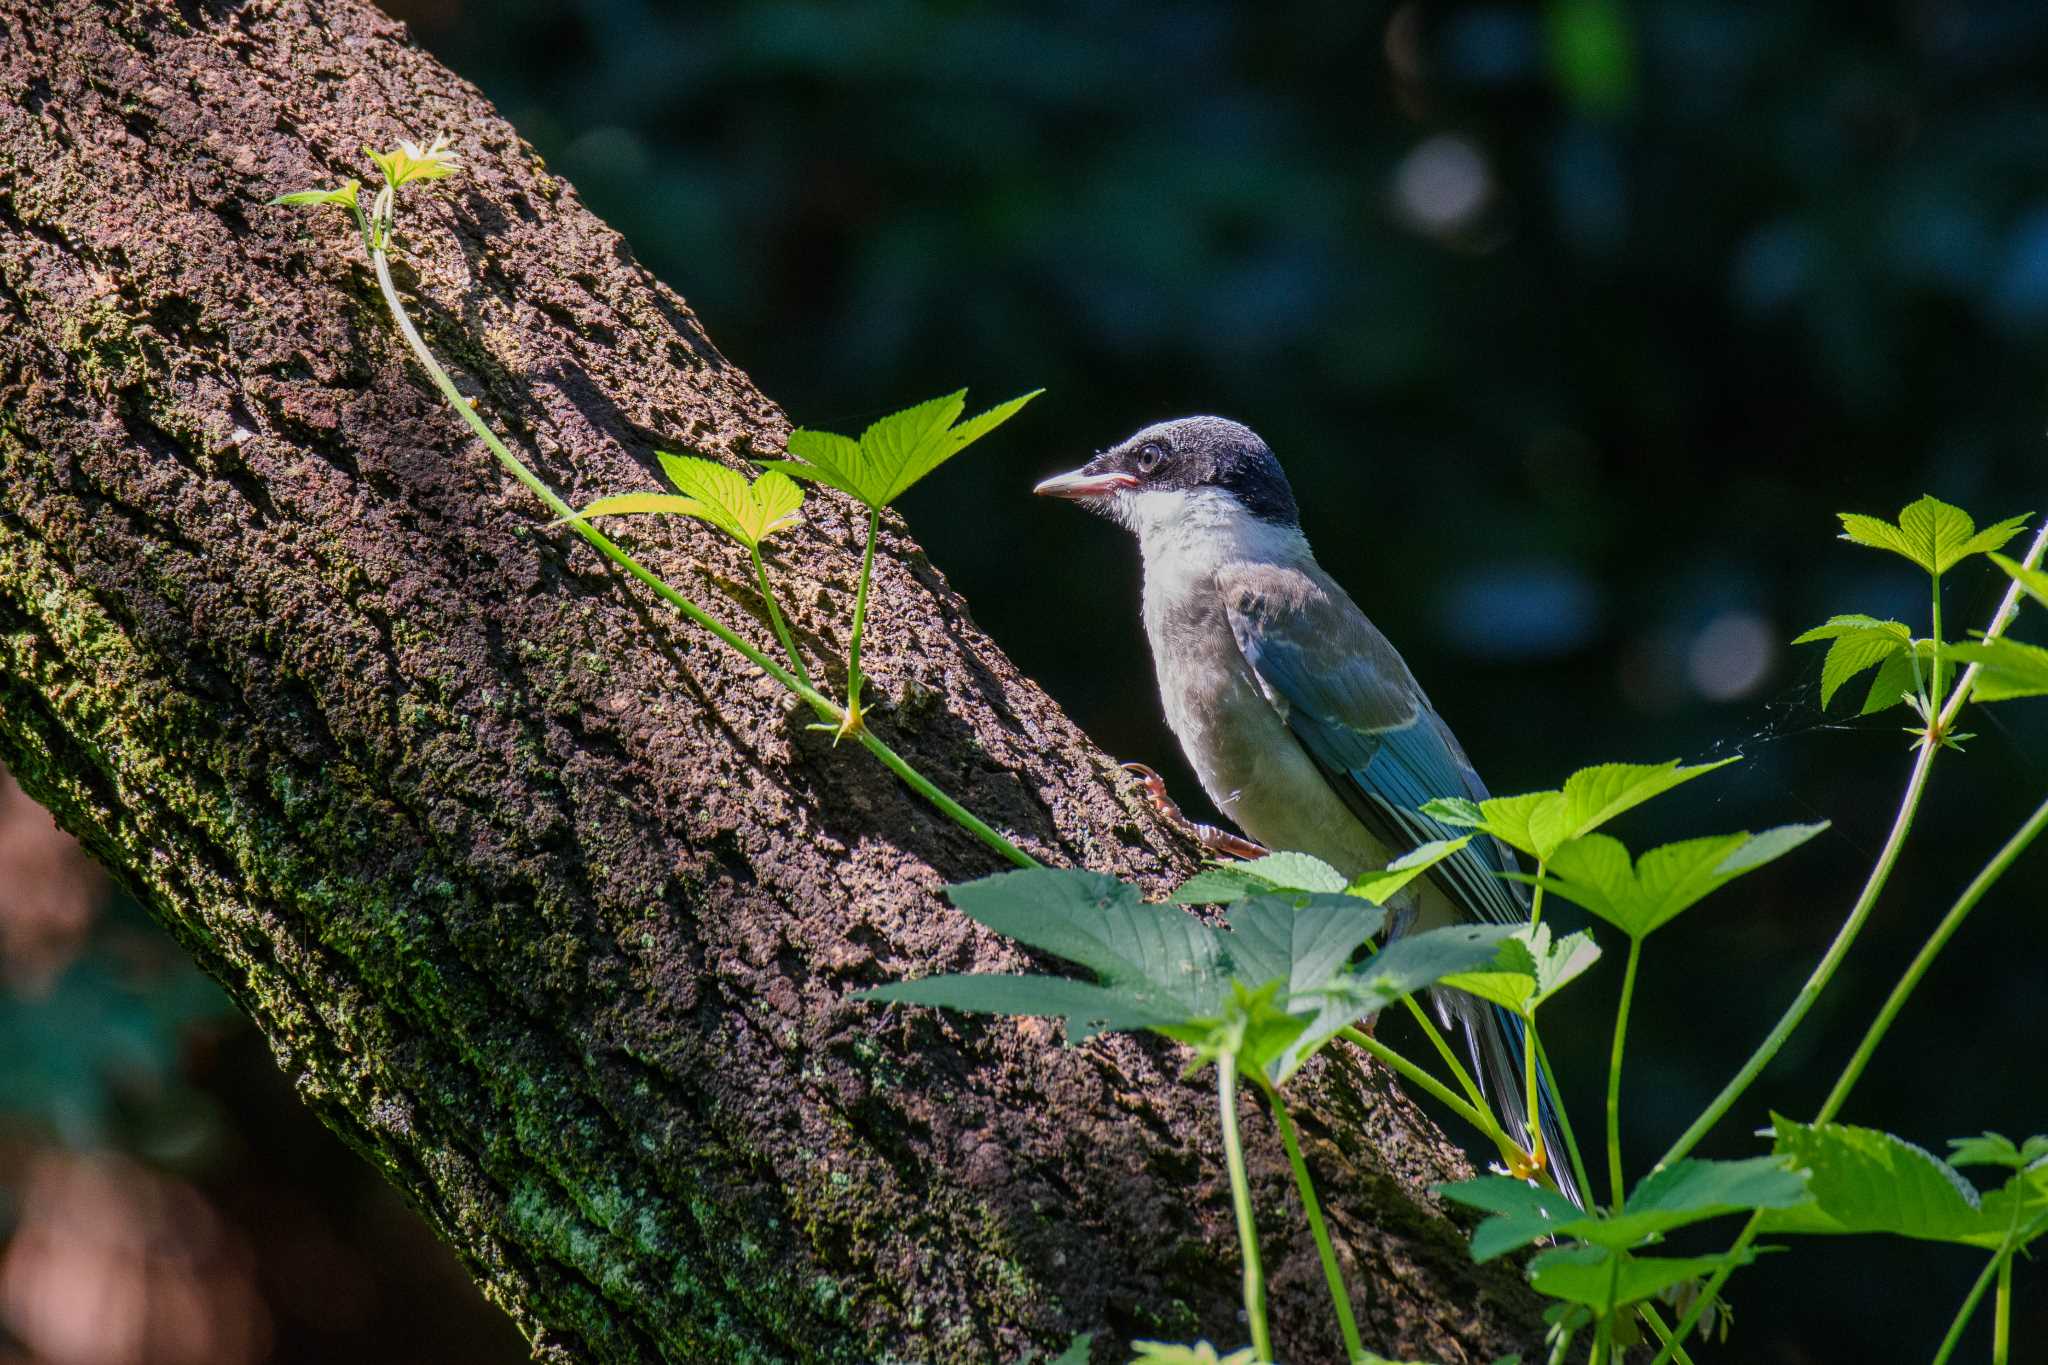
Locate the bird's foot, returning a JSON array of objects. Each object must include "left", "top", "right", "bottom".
[{"left": 1120, "top": 761, "right": 1269, "bottom": 861}]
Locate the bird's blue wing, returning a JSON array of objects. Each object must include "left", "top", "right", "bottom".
[
  {"left": 1220, "top": 562, "right": 1526, "bottom": 927},
  {"left": 1222, "top": 562, "right": 1582, "bottom": 1209}
]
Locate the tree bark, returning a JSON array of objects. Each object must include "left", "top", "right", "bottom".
[{"left": 0, "top": 2, "right": 1543, "bottom": 1360}]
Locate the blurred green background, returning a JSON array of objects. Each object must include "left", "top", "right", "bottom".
[{"left": 8, "top": 0, "right": 2048, "bottom": 1359}]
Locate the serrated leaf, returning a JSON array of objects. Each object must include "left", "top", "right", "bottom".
[
  {"left": 1346, "top": 836, "right": 1472, "bottom": 905},
  {"left": 1817, "top": 627, "right": 1911, "bottom": 709},
  {"left": 271, "top": 179, "right": 361, "bottom": 209},
  {"left": 1235, "top": 850, "right": 1349, "bottom": 894},
  {"left": 1435, "top": 1175, "right": 1580, "bottom": 1261},
  {"left": 1166, "top": 850, "right": 1347, "bottom": 903},
  {"left": 863, "top": 870, "right": 1423, "bottom": 1085},
  {"left": 560, "top": 492, "right": 712, "bottom": 524},
  {"left": 1439, "top": 923, "right": 1599, "bottom": 1017},
  {"left": 1528, "top": 824, "right": 1827, "bottom": 939},
  {"left": 1426, "top": 761, "right": 1736, "bottom": 862},
  {"left": 1527, "top": 1245, "right": 1761, "bottom": 1310},
  {"left": 1167, "top": 866, "right": 1273, "bottom": 905},
  {"left": 1761, "top": 1116, "right": 2028, "bottom": 1248},
  {"left": 1270, "top": 920, "right": 1517, "bottom": 1085},
  {"left": 1945, "top": 1132, "right": 2039, "bottom": 1170},
  {"left": 945, "top": 870, "right": 1227, "bottom": 1019},
  {"left": 652, "top": 454, "right": 805, "bottom": 549},
  {"left": 769, "top": 389, "right": 1042, "bottom": 509},
  {"left": 1859, "top": 645, "right": 1927, "bottom": 715},
  {"left": 1790, "top": 613, "right": 1908, "bottom": 644},
  {"left": 1127, "top": 1344, "right": 1256, "bottom": 1365},
  {"left": 857, "top": 973, "right": 1184, "bottom": 1043},
  {"left": 1440, "top": 1157, "right": 1807, "bottom": 1262},
  {"left": 1838, "top": 497, "right": 2031, "bottom": 575},
  {"left": 1548, "top": 759, "right": 1740, "bottom": 856},
  {"left": 1947, "top": 637, "right": 2048, "bottom": 702},
  {"left": 1989, "top": 552, "right": 2048, "bottom": 610},
  {"left": 1226, "top": 894, "right": 1385, "bottom": 1083},
  {"left": 1226, "top": 895, "right": 1385, "bottom": 998}
]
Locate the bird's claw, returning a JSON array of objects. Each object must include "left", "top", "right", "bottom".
[{"left": 1119, "top": 761, "right": 1269, "bottom": 861}]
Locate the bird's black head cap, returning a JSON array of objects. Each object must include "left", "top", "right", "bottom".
[{"left": 1036, "top": 416, "right": 1299, "bottom": 527}]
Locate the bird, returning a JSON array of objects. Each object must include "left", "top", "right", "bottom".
[{"left": 1034, "top": 415, "right": 1579, "bottom": 1208}]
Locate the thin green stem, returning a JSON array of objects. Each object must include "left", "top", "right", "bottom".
[
  {"left": 1930, "top": 569, "right": 1945, "bottom": 707},
  {"left": 1522, "top": 873, "right": 1547, "bottom": 1173},
  {"left": 1818, "top": 790, "right": 2048, "bottom": 1122},
  {"left": 1217, "top": 1059, "right": 1271, "bottom": 1362},
  {"left": 1652, "top": 737, "right": 1934, "bottom": 1173},
  {"left": 1266, "top": 1088, "right": 1365, "bottom": 1363},
  {"left": 1397, "top": 995, "right": 1490, "bottom": 1114},
  {"left": 847, "top": 505, "right": 880, "bottom": 713},
  {"left": 1931, "top": 1255, "right": 2003, "bottom": 1365},
  {"left": 1592, "top": 1256, "right": 1619, "bottom": 1365},
  {"left": 1639, "top": 1304, "right": 1699, "bottom": 1365},
  {"left": 853, "top": 729, "right": 1035, "bottom": 868},
  {"left": 1532, "top": 1031, "right": 1593, "bottom": 1210},
  {"left": 370, "top": 242, "right": 1037, "bottom": 871},
  {"left": 1994, "top": 1252, "right": 2013, "bottom": 1365},
  {"left": 751, "top": 547, "right": 814, "bottom": 690},
  {"left": 1647, "top": 1213, "right": 1757, "bottom": 1365},
  {"left": 1336, "top": 1025, "right": 1515, "bottom": 1160},
  {"left": 1607, "top": 936, "right": 1643, "bottom": 1212}
]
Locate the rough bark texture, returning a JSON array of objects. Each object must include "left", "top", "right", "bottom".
[{"left": 0, "top": 2, "right": 1546, "bottom": 1360}]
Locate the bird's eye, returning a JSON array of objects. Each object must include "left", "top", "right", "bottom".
[{"left": 1136, "top": 442, "right": 1166, "bottom": 473}]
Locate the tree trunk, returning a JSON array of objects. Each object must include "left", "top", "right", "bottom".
[{"left": 0, "top": 2, "right": 1542, "bottom": 1360}]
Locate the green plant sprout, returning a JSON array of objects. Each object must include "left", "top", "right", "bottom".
[
  {"left": 760, "top": 387, "right": 1043, "bottom": 738},
  {"left": 857, "top": 859, "right": 1516, "bottom": 1363},
  {"left": 274, "top": 140, "right": 1038, "bottom": 868}
]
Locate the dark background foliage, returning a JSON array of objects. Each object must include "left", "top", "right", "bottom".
[{"left": 5, "top": 1, "right": 2046, "bottom": 1360}]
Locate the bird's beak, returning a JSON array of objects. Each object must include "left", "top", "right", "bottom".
[{"left": 1033, "top": 465, "right": 1138, "bottom": 500}]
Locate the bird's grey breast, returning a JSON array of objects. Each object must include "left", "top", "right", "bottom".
[{"left": 1135, "top": 509, "right": 1389, "bottom": 875}]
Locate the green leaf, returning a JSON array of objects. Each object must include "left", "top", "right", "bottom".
[
  {"left": 1528, "top": 823, "right": 1827, "bottom": 939},
  {"left": 1167, "top": 850, "right": 1347, "bottom": 904},
  {"left": 559, "top": 492, "right": 713, "bottom": 525},
  {"left": 1859, "top": 646, "right": 1927, "bottom": 715},
  {"left": 1346, "top": 837, "right": 1473, "bottom": 905},
  {"left": 1988, "top": 552, "right": 2048, "bottom": 610},
  {"left": 1946, "top": 637, "right": 2048, "bottom": 702},
  {"left": 364, "top": 135, "right": 460, "bottom": 190},
  {"left": 1424, "top": 759, "right": 1737, "bottom": 862},
  {"left": 270, "top": 179, "right": 361, "bottom": 209},
  {"left": 1347, "top": 922, "right": 1525, "bottom": 1004},
  {"left": 858, "top": 972, "right": 1186, "bottom": 1043},
  {"left": 1226, "top": 896, "right": 1385, "bottom": 1001},
  {"left": 1127, "top": 1344, "right": 1255, "bottom": 1365},
  {"left": 1040, "top": 1334, "right": 1093, "bottom": 1365},
  {"left": 1946, "top": 1132, "right": 2048, "bottom": 1171},
  {"left": 766, "top": 389, "right": 1042, "bottom": 509},
  {"left": 1439, "top": 923, "right": 1600, "bottom": 1017},
  {"left": 1527, "top": 1245, "right": 1761, "bottom": 1310},
  {"left": 1435, "top": 1175, "right": 1580, "bottom": 1261},
  {"left": 1806, "top": 620, "right": 1912, "bottom": 709},
  {"left": 1838, "top": 497, "right": 2030, "bottom": 575},
  {"left": 859, "top": 870, "right": 1410, "bottom": 1084},
  {"left": 1760, "top": 1116, "right": 2028, "bottom": 1248},
  {"left": 1226, "top": 895, "right": 1385, "bottom": 1082},
  {"left": 651, "top": 454, "right": 805, "bottom": 550},
  {"left": 1439, "top": 1157, "right": 1807, "bottom": 1261},
  {"left": 944, "top": 870, "right": 1227, "bottom": 1019},
  {"left": 1545, "top": 759, "right": 1740, "bottom": 856}
]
